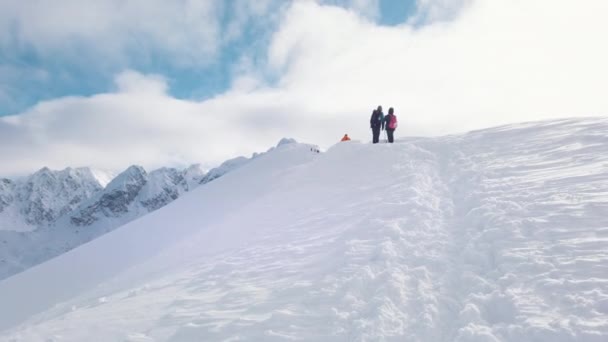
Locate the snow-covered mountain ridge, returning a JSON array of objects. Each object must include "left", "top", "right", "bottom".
[
  {"left": 0, "top": 167, "right": 103, "bottom": 232},
  {"left": 1, "top": 118, "right": 607, "bottom": 341},
  {"left": 0, "top": 164, "right": 203, "bottom": 280},
  {"left": 0, "top": 141, "right": 283, "bottom": 281}
]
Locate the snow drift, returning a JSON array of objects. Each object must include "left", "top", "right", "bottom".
[{"left": 1, "top": 118, "right": 607, "bottom": 341}]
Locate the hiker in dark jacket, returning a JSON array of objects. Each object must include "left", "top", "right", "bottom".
[
  {"left": 384, "top": 107, "right": 397, "bottom": 143},
  {"left": 370, "top": 105, "right": 384, "bottom": 144}
]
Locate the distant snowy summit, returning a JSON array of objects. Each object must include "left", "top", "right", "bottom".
[
  {"left": 0, "top": 167, "right": 102, "bottom": 231},
  {"left": 0, "top": 164, "right": 203, "bottom": 280},
  {"left": 0, "top": 165, "right": 200, "bottom": 232},
  {"left": 277, "top": 137, "right": 297, "bottom": 146},
  {"left": 68, "top": 165, "right": 193, "bottom": 227}
]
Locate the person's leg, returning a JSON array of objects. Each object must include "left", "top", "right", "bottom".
[
  {"left": 372, "top": 127, "right": 380, "bottom": 143},
  {"left": 387, "top": 130, "right": 394, "bottom": 143}
]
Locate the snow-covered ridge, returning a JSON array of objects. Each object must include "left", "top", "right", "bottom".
[
  {"left": 0, "top": 164, "right": 206, "bottom": 280},
  {"left": 0, "top": 119, "right": 606, "bottom": 341},
  {"left": 0, "top": 139, "right": 300, "bottom": 281},
  {"left": 6, "top": 167, "right": 102, "bottom": 229},
  {"left": 198, "top": 137, "right": 302, "bottom": 184},
  {"left": 0, "top": 165, "right": 202, "bottom": 233},
  {"left": 198, "top": 156, "right": 250, "bottom": 184}
]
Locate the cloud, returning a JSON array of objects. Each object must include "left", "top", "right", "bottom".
[
  {"left": 0, "top": 71, "right": 308, "bottom": 176},
  {"left": 0, "top": 0, "right": 222, "bottom": 67},
  {"left": 410, "top": 0, "right": 472, "bottom": 25},
  {"left": 0, "top": 0, "right": 294, "bottom": 116},
  {"left": 114, "top": 71, "right": 167, "bottom": 94},
  {"left": 266, "top": 0, "right": 608, "bottom": 130},
  {"left": 223, "top": 0, "right": 287, "bottom": 43},
  {"left": 320, "top": 0, "right": 380, "bottom": 20},
  {"left": 1, "top": 0, "right": 608, "bottom": 176}
]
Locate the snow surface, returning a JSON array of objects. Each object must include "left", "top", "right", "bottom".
[{"left": 1, "top": 118, "right": 608, "bottom": 341}]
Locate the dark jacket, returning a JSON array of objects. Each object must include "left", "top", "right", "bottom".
[{"left": 370, "top": 110, "right": 385, "bottom": 130}]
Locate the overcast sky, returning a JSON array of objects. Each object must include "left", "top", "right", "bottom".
[{"left": 1, "top": 0, "right": 607, "bottom": 177}]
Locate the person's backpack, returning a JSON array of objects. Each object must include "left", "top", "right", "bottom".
[{"left": 388, "top": 115, "right": 398, "bottom": 129}]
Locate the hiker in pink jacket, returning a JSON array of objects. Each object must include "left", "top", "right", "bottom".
[{"left": 384, "top": 107, "right": 398, "bottom": 143}]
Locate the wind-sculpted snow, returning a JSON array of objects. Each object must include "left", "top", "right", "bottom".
[
  {"left": 432, "top": 118, "right": 608, "bottom": 341},
  {"left": 0, "top": 119, "right": 607, "bottom": 341}
]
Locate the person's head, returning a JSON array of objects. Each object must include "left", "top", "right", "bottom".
[
  {"left": 388, "top": 107, "right": 394, "bottom": 115},
  {"left": 377, "top": 105, "right": 382, "bottom": 112}
]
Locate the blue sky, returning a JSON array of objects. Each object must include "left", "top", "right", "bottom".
[{"left": 0, "top": 0, "right": 415, "bottom": 117}]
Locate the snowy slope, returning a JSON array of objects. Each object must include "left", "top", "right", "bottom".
[
  {"left": 198, "top": 156, "right": 251, "bottom": 184},
  {"left": 1, "top": 118, "right": 608, "bottom": 341}
]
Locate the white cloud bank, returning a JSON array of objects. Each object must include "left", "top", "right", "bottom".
[{"left": 1, "top": 0, "right": 608, "bottom": 176}]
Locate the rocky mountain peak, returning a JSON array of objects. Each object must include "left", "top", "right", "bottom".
[
  {"left": 183, "top": 164, "right": 205, "bottom": 189},
  {"left": 70, "top": 165, "right": 148, "bottom": 226},
  {"left": 15, "top": 167, "right": 103, "bottom": 226}
]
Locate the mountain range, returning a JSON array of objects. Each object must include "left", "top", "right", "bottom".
[{"left": 0, "top": 141, "right": 290, "bottom": 280}]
